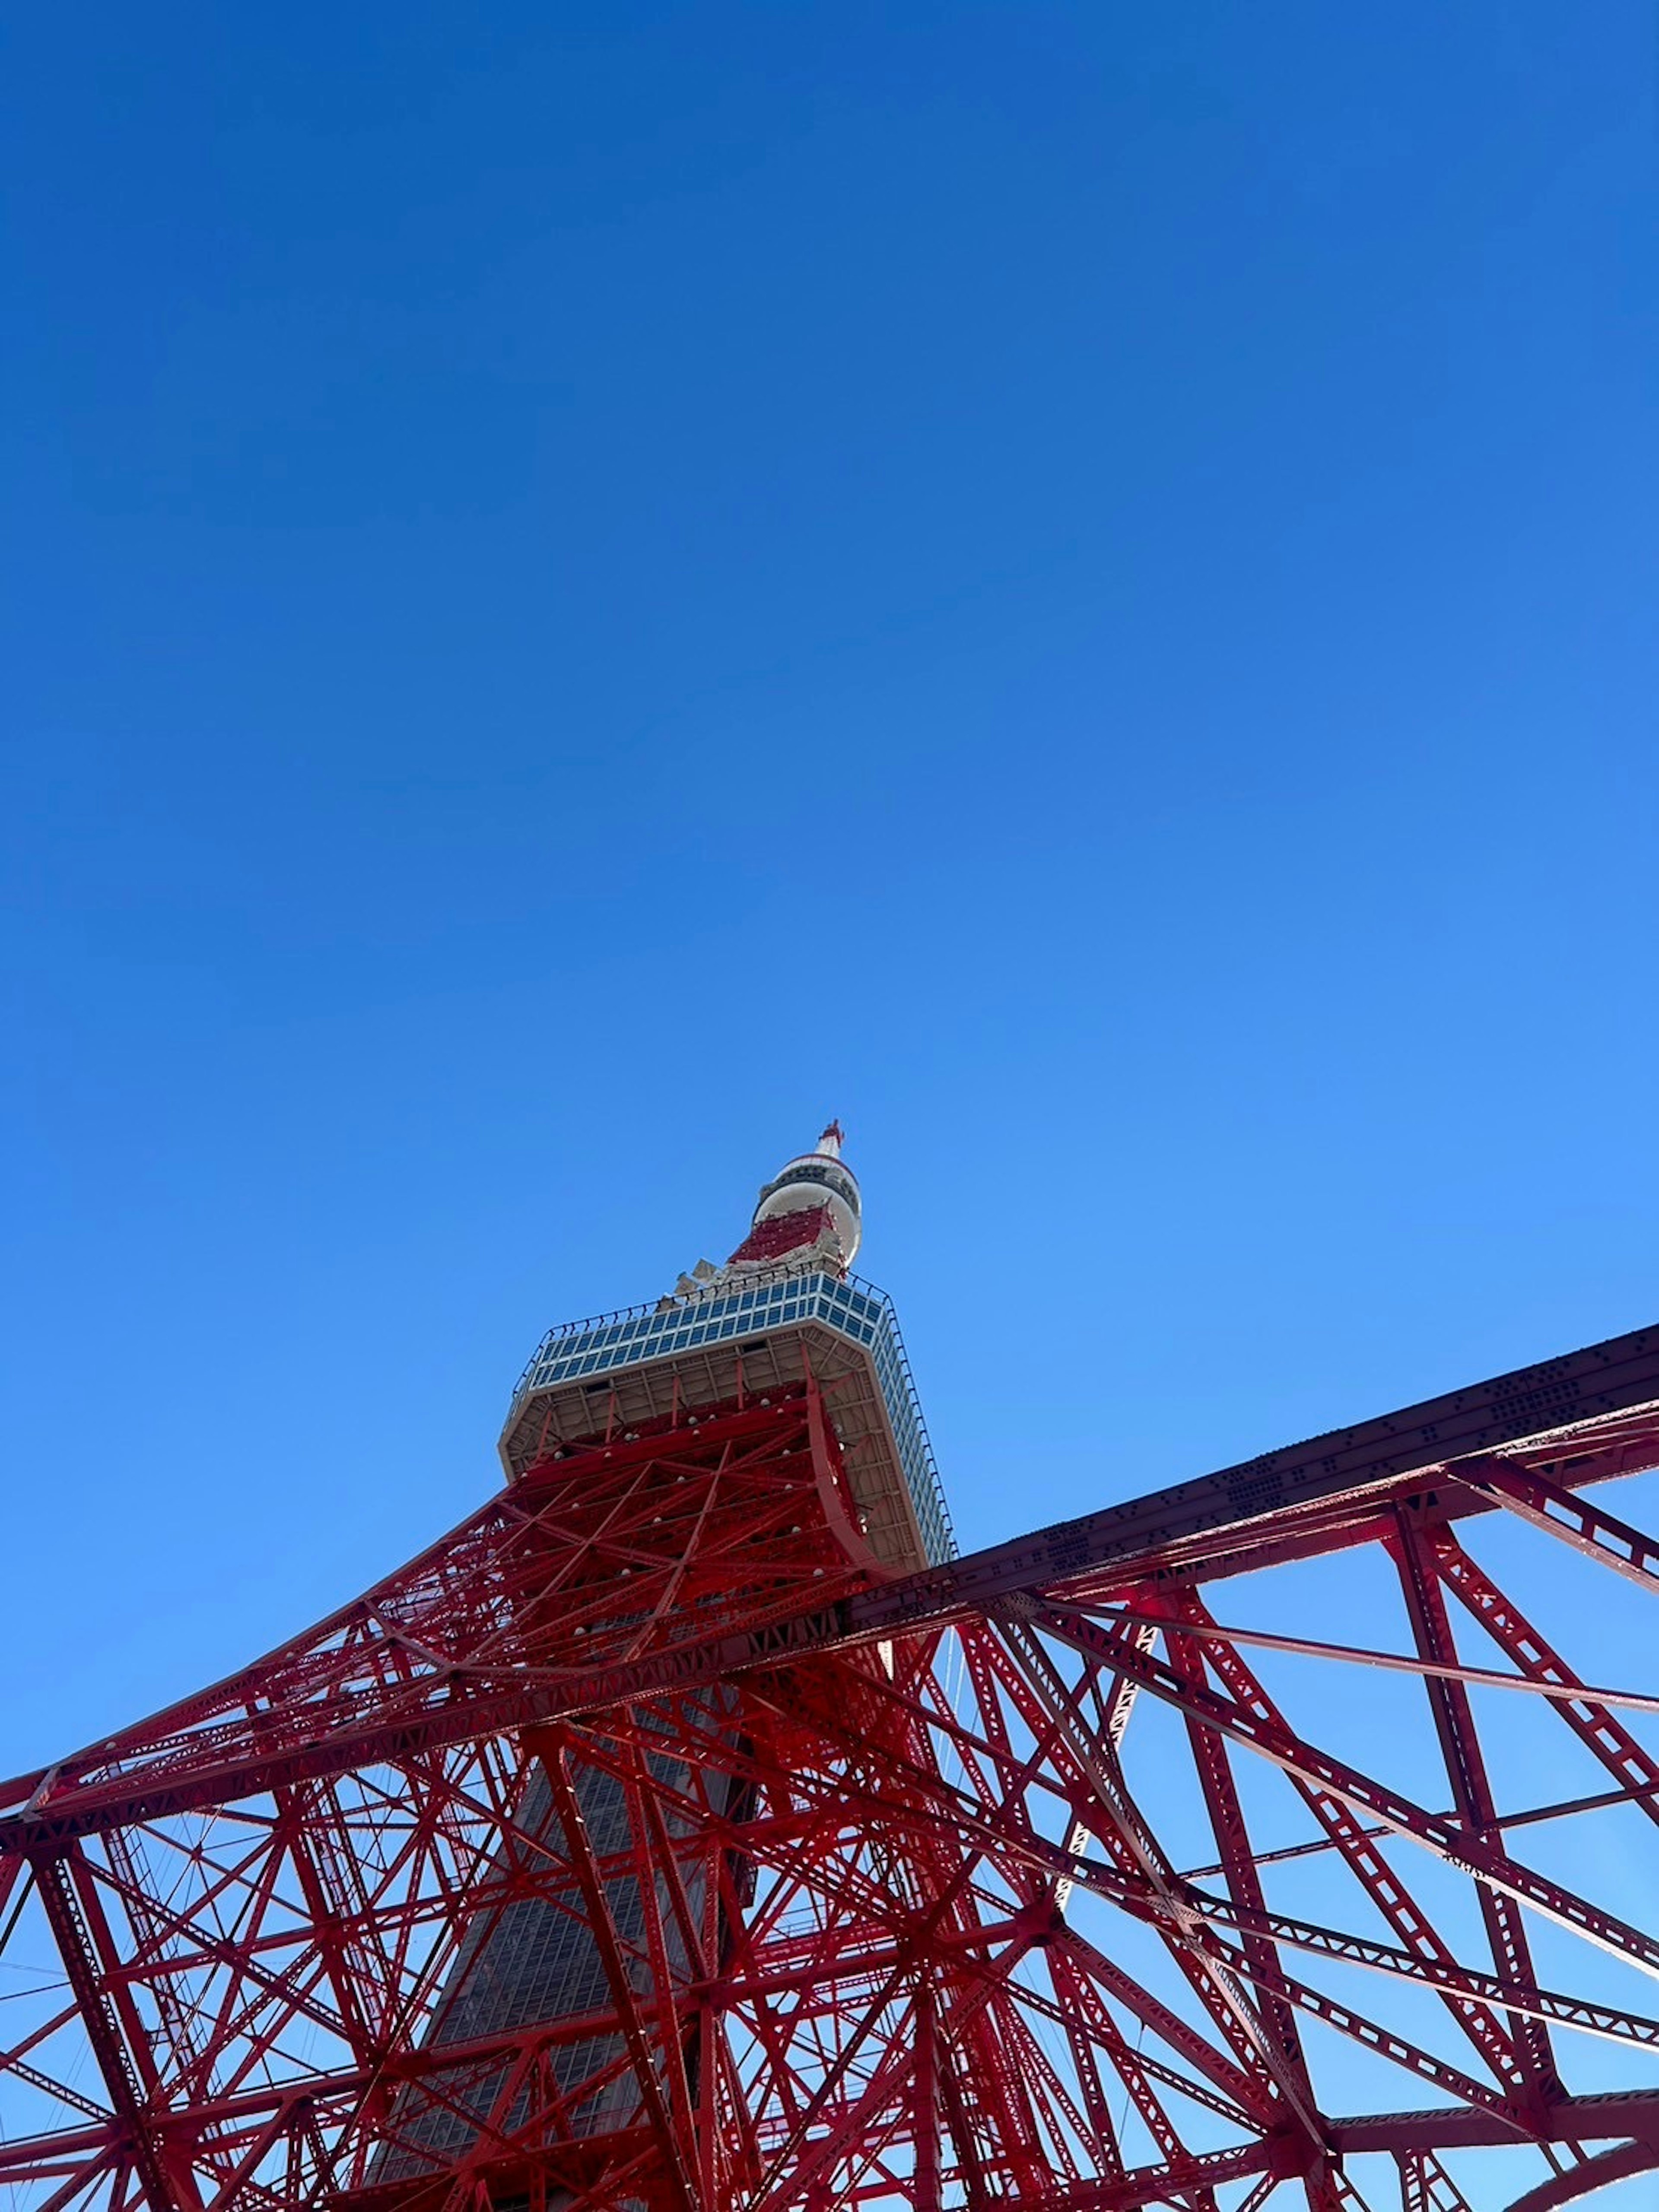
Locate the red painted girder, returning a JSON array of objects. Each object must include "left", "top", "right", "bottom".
[
  {"left": 1331, "top": 2088, "right": 1659, "bottom": 2154},
  {"left": 32, "top": 1628, "right": 1646, "bottom": 2194},
  {"left": 1503, "top": 2139, "right": 1659, "bottom": 2211},
  {"left": 1006, "top": 2140, "right": 1274, "bottom": 2210},
  {"left": 1029, "top": 1425, "right": 1659, "bottom": 1599},
  {"left": 6, "top": 1337, "right": 1659, "bottom": 2212},
  {"left": 30, "top": 1853, "right": 182, "bottom": 2212},
  {"left": 855, "top": 1322, "right": 1659, "bottom": 1633},
  {"left": 8, "top": 1331, "right": 1659, "bottom": 1855},
  {"left": 1048, "top": 1885, "right": 1521, "bottom": 2124},
  {"left": 1461, "top": 1456, "right": 1659, "bottom": 1589},
  {"left": 1397, "top": 2149, "right": 1477, "bottom": 2212},
  {"left": 807, "top": 1622, "right": 1291, "bottom": 2111},
  {"left": 742, "top": 1634, "right": 1548, "bottom": 2121},
  {"left": 1389, "top": 1514, "right": 1558, "bottom": 2104},
  {"left": 0, "top": 2022, "right": 688, "bottom": 2192},
  {"left": 1159, "top": 1885, "right": 1659, "bottom": 2059},
  {"left": 893, "top": 1646, "right": 1656, "bottom": 2115},
  {"left": 1044, "top": 1943, "right": 1197, "bottom": 2182},
  {"left": 1428, "top": 1529, "right": 1659, "bottom": 1828},
  {"left": 1153, "top": 1587, "right": 1530, "bottom": 2101},
  {"left": 914, "top": 1669, "right": 1567, "bottom": 2081},
  {"left": 1030, "top": 1599, "right": 1659, "bottom": 1985},
  {"left": 1177, "top": 1774, "right": 1659, "bottom": 1886},
  {"left": 696, "top": 1914, "right": 1026, "bottom": 2003},
  {"left": 533, "top": 1744, "right": 695, "bottom": 2212},
  {"left": 1052, "top": 1927, "right": 1267, "bottom": 2117},
  {"left": 1117, "top": 1608, "right": 1659, "bottom": 1720}
]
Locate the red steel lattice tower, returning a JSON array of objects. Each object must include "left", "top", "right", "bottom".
[{"left": 6, "top": 1129, "right": 1659, "bottom": 2212}]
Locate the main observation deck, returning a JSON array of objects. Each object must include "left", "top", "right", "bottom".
[{"left": 500, "top": 1266, "right": 954, "bottom": 1573}]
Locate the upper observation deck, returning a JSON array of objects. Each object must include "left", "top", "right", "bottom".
[{"left": 499, "top": 1266, "right": 953, "bottom": 1574}]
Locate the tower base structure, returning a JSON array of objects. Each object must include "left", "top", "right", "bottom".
[{"left": 5, "top": 1140, "right": 1659, "bottom": 2211}]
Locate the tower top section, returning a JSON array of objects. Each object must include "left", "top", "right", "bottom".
[
  {"left": 501, "top": 1125, "right": 953, "bottom": 1568},
  {"left": 728, "top": 1121, "right": 862, "bottom": 1273}
]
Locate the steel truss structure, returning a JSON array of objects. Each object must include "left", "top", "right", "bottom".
[{"left": 4, "top": 1326, "right": 1659, "bottom": 2210}]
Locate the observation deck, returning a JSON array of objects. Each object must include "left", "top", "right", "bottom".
[{"left": 500, "top": 1266, "right": 953, "bottom": 1573}]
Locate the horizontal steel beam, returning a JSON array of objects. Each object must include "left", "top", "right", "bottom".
[
  {"left": 6, "top": 1322, "right": 1658, "bottom": 1853},
  {"left": 1332, "top": 2088, "right": 1659, "bottom": 2153},
  {"left": 854, "top": 1321, "right": 1659, "bottom": 1633}
]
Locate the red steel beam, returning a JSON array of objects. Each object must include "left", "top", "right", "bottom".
[
  {"left": 9, "top": 1326, "right": 1659, "bottom": 1856},
  {"left": 1332, "top": 2090, "right": 1659, "bottom": 2154},
  {"left": 858, "top": 1323, "right": 1659, "bottom": 1635}
]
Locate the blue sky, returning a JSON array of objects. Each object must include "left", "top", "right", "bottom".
[{"left": 3, "top": 2, "right": 1657, "bottom": 1772}]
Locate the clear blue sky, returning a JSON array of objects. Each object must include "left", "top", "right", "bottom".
[{"left": 3, "top": 3, "right": 1656, "bottom": 1773}]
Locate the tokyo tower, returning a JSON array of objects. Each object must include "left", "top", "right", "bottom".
[{"left": 5, "top": 1130, "right": 1659, "bottom": 2212}]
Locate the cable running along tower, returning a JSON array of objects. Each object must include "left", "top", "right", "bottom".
[{"left": 6, "top": 1130, "right": 1659, "bottom": 2211}]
